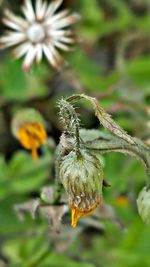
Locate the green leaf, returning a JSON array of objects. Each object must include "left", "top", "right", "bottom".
[
  {"left": 0, "top": 151, "right": 51, "bottom": 199},
  {"left": 0, "top": 55, "right": 49, "bottom": 100}
]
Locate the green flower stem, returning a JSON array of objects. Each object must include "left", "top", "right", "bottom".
[
  {"left": 58, "top": 99, "right": 81, "bottom": 157},
  {"left": 53, "top": 144, "right": 64, "bottom": 203},
  {"left": 66, "top": 94, "right": 135, "bottom": 145},
  {"left": 85, "top": 137, "right": 150, "bottom": 187}
]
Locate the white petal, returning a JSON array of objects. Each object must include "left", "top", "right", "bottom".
[
  {"left": 54, "top": 36, "right": 75, "bottom": 44},
  {"left": 45, "top": 0, "right": 63, "bottom": 18},
  {"left": 36, "top": 0, "right": 47, "bottom": 20},
  {"left": 22, "top": 45, "right": 36, "bottom": 71},
  {"left": 42, "top": 43, "right": 57, "bottom": 68},
  {"left": 35, "top": 0, "right": 43, "bottom": 18},
  {"left": 53, "top": 41, "right": 70, "bottom": 51},
  {"left": 0, "top": 32, "right": 26, "bottom": 48},
  {"left": 1, "top": 32, "right": 26, "bottom": 42},
  {"left": 52, "top": 13, "right": 80, "bottom": 29},
  {"left": 22, "top": 0, "right": 35, "bottom": 23},
  {"left": 12, "top": 42, "right": 31, "bottom": 58},
  {"left": 47, "top": 43, "right": 64, "bottom": 65},
  {"left": 45, "top": 9, "right": 69, "bottom": 25},
  {"left": 35, "top": 44, "right": 43, "bottom": 63},
  {"left": 48, "top": 29, "right": 72, "bottom": 37},
  {"left": 0, "top": 40, "right": 20, "bottom": 49},
  {"left": 4, "top": 10, "right": 28, "bottom": 29},
  {"left": 2, "top": 18, "right": 23, "bottom": 32}
]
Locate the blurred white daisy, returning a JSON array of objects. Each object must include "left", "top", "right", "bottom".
[{"left": 0, "top": 0, "right": 80, "bottom": 71}]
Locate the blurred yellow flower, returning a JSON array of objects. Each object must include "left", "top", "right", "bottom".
[
  {"left": 115, "top": 195, "right": 129, "bottom": 208},
  {"left": 11, "top": 108, "right": 47, "bottom": 160},
  {"left": 17, "top": 122, "right": 47, "bottom": 160}
]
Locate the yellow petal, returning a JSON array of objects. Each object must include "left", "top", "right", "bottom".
[
  {"left": 70, "top": 199, "right": 101, "bottom": 228},
  {"left": 17, "top": 122, "right": 47, "bottom": 159}
]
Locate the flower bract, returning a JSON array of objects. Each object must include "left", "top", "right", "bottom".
[
  {"left": 137, "top": 186, "right": 150, "bottom": 224},
  {"left": 59, "top": 149, "right": 103, "bottom": 227}
]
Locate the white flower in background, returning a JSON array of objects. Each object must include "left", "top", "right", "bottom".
[{"left": 0, "top": 0, "right": 80, "bottom": 71}]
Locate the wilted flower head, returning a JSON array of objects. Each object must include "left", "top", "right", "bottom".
[
  {"left": 137, "top": 186, "right": 150, "bottom": 224},
  {"left": 59, "top": 149, "right": 103, "bottom": 228},
  {"left": 11, "top": 108, "right": 47, "bottom": 159},
  {"left": 0, "top": 0, "right": 79, "bottom": 71}
]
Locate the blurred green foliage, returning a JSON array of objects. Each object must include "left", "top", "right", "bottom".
[{"left": 0, "top": 0, "right": 150, "bottom": 266}]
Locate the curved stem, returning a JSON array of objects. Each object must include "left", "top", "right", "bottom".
[
  {"left": 85, "top": 138, "right": 150, "bottom": 187},
  {"left": 66, "top": 94, "right": 135, "bottom": 145},
  {"left": 65, "top": 94, "right": 150, "bottom": 186}
]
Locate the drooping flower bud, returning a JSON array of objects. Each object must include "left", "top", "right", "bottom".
[
  {"left": 137, "top": 186, "right": 150, "bottom": 224},
  {"left": 11, "top": 108, "right": 47, "bottom": 160},
  {"left": 59, "top": 149, "right": 103, "bottom": 228}
]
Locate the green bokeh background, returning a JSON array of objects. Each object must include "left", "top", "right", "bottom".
[{"left": 0, "top": 0, "right": 150, "bottom": 266}]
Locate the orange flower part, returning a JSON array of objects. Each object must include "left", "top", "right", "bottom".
[
  {"left": 70, "top": 199, "right": 101, "bottom": 228},
  {"left": 115, "top": 195, "right": 129, "bottom": 208},
  {"left": 17, "top": 122, "right": 47, "bottom": 160}
]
